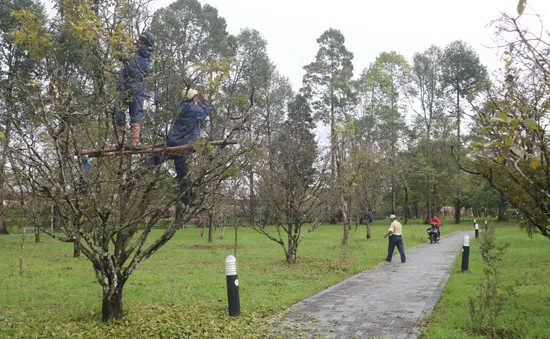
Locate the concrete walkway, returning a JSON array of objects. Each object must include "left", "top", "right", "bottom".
[{"left": 272, "top": 231, "right": 473, "bottom": 339}]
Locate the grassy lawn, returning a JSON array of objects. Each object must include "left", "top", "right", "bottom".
[
  {"left": 0, "top": 218, "right": 468, "bottom": 338},
  {"left": 420, "top": 222, "right": 550, "bottom": 339}
]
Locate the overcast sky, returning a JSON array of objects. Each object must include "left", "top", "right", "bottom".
[{"left": 151, "top": 0, "right": 550, "bottom": 91}]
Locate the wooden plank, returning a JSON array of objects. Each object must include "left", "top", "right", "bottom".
[
  {"left": 81, "top": 140, "right": 239, "bottom": 158},
  {"left": 87, "top": 143, "right": 166, "bottom": 154}
]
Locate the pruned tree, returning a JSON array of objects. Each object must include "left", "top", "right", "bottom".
[{"left": 10, "top": 0, "right": 253, "bottom": 322}]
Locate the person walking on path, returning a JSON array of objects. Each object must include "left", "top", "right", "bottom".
[{"left": 383, "top": 214, "right": 406, "bottom": 263}]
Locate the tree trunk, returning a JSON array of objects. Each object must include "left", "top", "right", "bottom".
[
  {"left": 175, "top": 202, "right": 184, "bottom": 228},
  {"left": 455, "top": 84, "right": 461, "bottom": 225},
  {"left": 498, "top": 198, "right": 506, "bottom": 221},
  {"left": 286, "top": 241, "right": 297, "bottom": 264},
  {"left": 73, "top": 235, "right": 81, "bottom": 258},
  {"left": 341, "top": 198, "right": 350, "bottom": 245},
  {"left": 403, "top": 186, "right": 409, "bottom": 225},
  {"left": 73, "top": 243, "right": 81, "bottom": 258},
  {"left": 34, "top": 225, "right": 40, "bottom": 243},
  {"left": 329, "top": 92, "right": 339, "bottom": 225},
  {"left": 366, "top": 220, "right": 371, "bottom": 239},
  {"left": 391, "top": 92, "right": 397, "bottom": 215},
  {"left": 0, "top": 141, "right": 8, "bottom": 235},
  {"left": 0, "top": 76, "right": 13, "bottom": 236},
  {"left": 456, "top": 85, "right": 461, "bottom": 156},
  {"left": 249, "top": 170, "right": 255, "bottom": 225},
  {"left": 285, "top": 221, "right": 298, "bottom": 264},
  {"left": 425, "top": 181, "right": 432, "bottom": 224},
  {"left": 233, "top": 225, "right": 238, "bottom": 257},
  {"left": 102, "top": 280, "right": 125, "bottom": 322},
  {"left": 426, "top": 115, "right": 433, "bottom": 224},
  {"left": 208, "top": 210, "right": 214, "bottom": 243},
  {"left": 330, "top": 87, "right": 336, "bottom": 177},
  {"left": 454, "top": 198, "right": 461, "bottom": 224},
  {"left": 53, "top": 204, "right": 61, "bottom": 231},
  {"left": 391, "top": 183, "right": 396, "bottom": 215},
  {"left": 0, "top": 200, "right": 7, "bottom": 235}
]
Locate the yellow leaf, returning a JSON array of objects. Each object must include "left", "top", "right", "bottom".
[
  {"left": 505, "top": 137, "right": 514, "bottom": 146},
  {"left": 517, "top": 0, "right": 527, "bottom": 16},
  {"left": 531, "top": 157, "right": 540, "bottom": 169},
  {"left": 497, "top": 154, "right": 505, "bottom": 164}
]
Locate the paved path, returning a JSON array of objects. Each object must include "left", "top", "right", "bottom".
[{"left": 272, "top": 231, "right": 473, "bottom": 339}]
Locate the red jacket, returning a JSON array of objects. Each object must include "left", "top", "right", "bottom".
[{"left": 429, "top": 218, "right": 441, "bottom": 227}]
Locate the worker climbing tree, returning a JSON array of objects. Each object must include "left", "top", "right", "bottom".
[
  {"left": 140, "top": 88, "right": 210, "bottom": 205},
  {"left": 115, "top": 31, "right": 155, "bottom": 148}
]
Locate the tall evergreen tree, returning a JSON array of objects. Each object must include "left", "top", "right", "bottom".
[
  {"left": 0, "top": 0, "right": 42, "bottom": 235},
  {"left": 442, "top": 40, "right": 487, "bottom": 223},
  {"left": 411, "top": 45, "right": 446, "bottom": 222},
  {"left": 360, "top": 51, "right": 413, "bottom": 214},
  {"left": 302, "top": 28, "right": 354, "bottom": 223}
]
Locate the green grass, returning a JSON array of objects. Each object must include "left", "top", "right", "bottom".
[
  {"left": 0, "top": 219, "right": 467, "bottom": 338},
  {"left": 421, "top": 222, "right": 550, "bottom": 339}
]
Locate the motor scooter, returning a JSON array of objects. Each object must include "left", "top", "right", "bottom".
[{"left": 427, "top": 223, "right": 439, "bottom": 243}]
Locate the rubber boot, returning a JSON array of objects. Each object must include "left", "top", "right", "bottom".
[{"left": 131, "top": 123, "right": 141, "bottom": 148}]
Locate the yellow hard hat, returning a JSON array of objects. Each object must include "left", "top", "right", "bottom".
[{"left": 183, "top": 88, "right": 198, "bottom": 100}]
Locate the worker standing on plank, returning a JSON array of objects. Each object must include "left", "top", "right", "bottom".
[
  {"left": 141, "top": 88, "right": 210, "bottom": 205},
  {"left": 115, "top": 31, "right": 155, "bottom": 148}
]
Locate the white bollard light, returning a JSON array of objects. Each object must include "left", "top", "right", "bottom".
[
  {"left": 225, "top": 255, "right": 237, "bottom": 276},
  {"left": 462, "top": 235, "right": 470, "bottom": 272},
  {"left": 225, "top": 255, "right": 240, "bottom": 316}
]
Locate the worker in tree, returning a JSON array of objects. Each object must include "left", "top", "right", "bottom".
[
  {"left": 142, "top": 88, "right": 210, "bottom": 205},
  {"left": 115, "top": 31, "right": 155, "bottom": 148}
]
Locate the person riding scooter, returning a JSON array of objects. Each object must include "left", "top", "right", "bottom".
[{"left": 428, "top": 215, "right": 441, "bottom": 239}]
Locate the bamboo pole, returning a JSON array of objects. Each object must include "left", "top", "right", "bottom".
[{"left": 81, "top": 140, "right": 239, "bottom": 158}]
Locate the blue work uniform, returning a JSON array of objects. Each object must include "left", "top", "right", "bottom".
[
  {"left": 115, "top": 32, "right": 154, "bottom": 126},
  {"left": 143, "top": 99, "right": 210, "bottom": 205}
]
